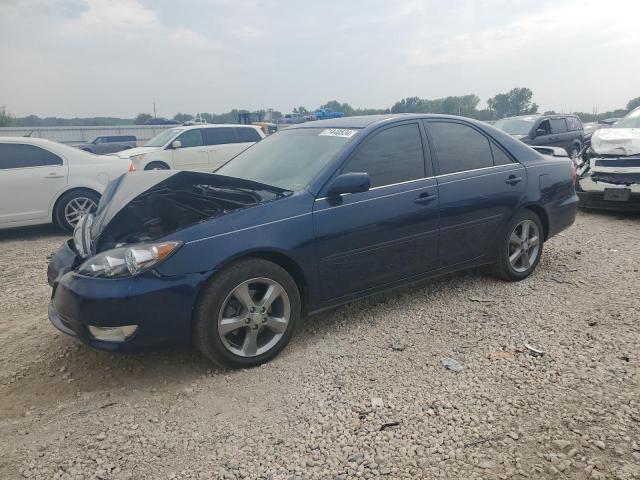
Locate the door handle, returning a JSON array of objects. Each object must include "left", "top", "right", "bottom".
[
  {"left": 505, "top": 175, "right": 523, "bottom": 185},
  {"left": 45, "top": 173, "right": 64, "bottom": 179},
  {"left": 414, "top": 192, "right": 438, "bottom": 205}
]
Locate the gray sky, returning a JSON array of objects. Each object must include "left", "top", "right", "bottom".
[{"left": 1, "top": 0, "right": 638, "bottom": 118}]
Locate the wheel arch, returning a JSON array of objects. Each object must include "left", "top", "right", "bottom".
[
  {"left": 520, "top": 203, "right": 549, "bottom": 240},
  {"left": 144, "top": 160, "right": 171, "bottom": 170},
  {"left": 194, "top": 249, "right": 310, "bottom": 318},
  {"left": 50, "top": 186, "right": 101, "bottom": 224}
]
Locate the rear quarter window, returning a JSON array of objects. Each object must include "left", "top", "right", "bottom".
[{"left": 566, "top": 117, "right": 582, "bottom": 131}]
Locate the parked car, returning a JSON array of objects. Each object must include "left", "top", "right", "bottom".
[
  {"left": 494, "top": 114, "right": 584, "bottom": 158},
  {"left": 575, "top": 107, "right": 640, "bottom": 210},
  {"left": 277, "top": 113, "right": 306, "bottom": 126},
  {"left": 47, "top": 114, "right": 578, "bottom": 368},
  {"left": 0, "top": 137, "right": 132, "bottom": 231},
  {"left": 582, "top": 118, "right": 621, "bottom": 141},
  {"left": 313, "top": 108, "right": 344, "bottom": 120},
  {"left": 113, "top": 124, "right": 265, "bottom": 171},
  {"left": 76, "top": 135, "right": 137, "bottom": 154}
]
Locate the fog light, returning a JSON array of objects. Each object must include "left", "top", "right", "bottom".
[{"left": 88, "top": 325, "right": 138, "bottom": 342}]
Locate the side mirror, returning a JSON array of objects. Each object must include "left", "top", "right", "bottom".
[
  {"left": 328, "top": 172, "right": 370, "bottom": 196},
  {"left": 535, "top": 128, "right": 547, "bottom": 137},
  {"left": 171, "top": 140, "right": 182, "bottom": 149}
]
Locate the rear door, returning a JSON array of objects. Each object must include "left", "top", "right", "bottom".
[
  {"left": 313, "top": 122, "right": 440, "bottom": 300},
  {"left": 171, "top": 128, "right": 209, "bottom": 170},
  {"left": 549, "top": 118, "right": 571, "bottom": 152},
  {"left": 203, "top": 127, "right": 241, "bottom": 170},
  {"left": 424, "top": 120, "right": 526, "bottom": 268},
  {"left": 0, "top": 143, "right": 68, "bottom": 225}
]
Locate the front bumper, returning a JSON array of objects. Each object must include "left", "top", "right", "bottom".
[{"left": 48, "top": 241, "right": 208, "bottom": 352}]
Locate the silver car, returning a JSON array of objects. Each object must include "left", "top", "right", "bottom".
[{"left": 76, "top": 135, "right": 137, "bottom": 154}]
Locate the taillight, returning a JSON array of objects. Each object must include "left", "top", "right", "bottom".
[
  {"left": 128, "top": 161, "right": 136, "bottom": 173},
  {"left": 570, "top": 163, "right": 577, "bottom": 184}
]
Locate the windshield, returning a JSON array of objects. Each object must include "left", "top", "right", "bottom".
[
  {"left": 217, "top": 127, "right": 357, "bottom": 190},
  {"left": 144, "top": 128, "right": 182, "bottom": 147},
  {"left": 616, "top": 109, "right": 640, "bottom": 129},
  {"left": 494, "top": 117, "right": 536, "bottom": 135}
]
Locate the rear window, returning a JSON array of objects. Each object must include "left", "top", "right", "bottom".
[
  {"left": 550, "top": 118, "right": 568, "bottom": 134},
  {"left": 203, "top": 127, "right": 236, "bottom": 145},
  {"left": 235, "top": 127, "right": 262, "bottom": 143},
  {"left": 0, "top": 143, "right": 63, "bottom": 169},
  {"left": 428, "top": 121, "right": 494, "bottom": 174}
]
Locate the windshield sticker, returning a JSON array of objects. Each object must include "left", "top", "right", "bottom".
[{"left": 319, "top": 129, "right": 358, "bottom": 138}]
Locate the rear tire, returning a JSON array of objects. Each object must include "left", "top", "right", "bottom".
[
  {"left": 54, "top": 189, "right": 100, "bottom": 232},
  {"left": 492, "top": 210, "right": 544, "bottom": 281},
  {"left": 193, "top": 258, "right": 301, "bottom": 369}
]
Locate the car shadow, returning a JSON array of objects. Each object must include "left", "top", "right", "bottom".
[{"left": 0, "top": 224, "right": 66, "bottom": 243}]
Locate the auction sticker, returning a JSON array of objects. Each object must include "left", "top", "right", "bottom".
[{"left": 319, "top": 128, "right": 358, "bottom": 138}]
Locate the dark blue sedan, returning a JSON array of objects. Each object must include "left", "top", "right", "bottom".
[{"left": 47, "top": 115, "right": 578, "bottom": 368}]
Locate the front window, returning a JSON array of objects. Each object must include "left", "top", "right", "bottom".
[
  {"left": 144, "top": 128, "right": 182, "bottom": 147},
  {"left": 616, "top": 109, "right": 640, "bottom": 129},
  {"left": 494, "top": 117, "right": 536, "bottom": 136},
  {"left": 217, "top": 128, "right": 357, "bottom": 191}
]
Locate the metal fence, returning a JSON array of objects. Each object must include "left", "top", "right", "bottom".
[{"left": 0, "top": 125, "right": 174, "bottom": 146}]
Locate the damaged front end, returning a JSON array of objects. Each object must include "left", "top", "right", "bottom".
[
  {"left": 66, "top": 171, "right": 291, "bottom": 279},
  {"left": 574, "top": 128, "right": 640, "bottom": 211}
]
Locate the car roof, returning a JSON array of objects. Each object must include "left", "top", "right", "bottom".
[
  {"left": 175, "top": 124, "right": 260, "bottom": 131},
  {"left": 502, "top": 114, "right": 579, "bottom": 120},
  {"left": 0, "top": 136, "right": 60, "bottom": 145},
  {"left": 286, "top": 113, "right": 499, "bottom": 129}
]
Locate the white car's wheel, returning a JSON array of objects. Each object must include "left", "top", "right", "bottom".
[{"left": 54, "top": 190, "right": 100, "bottom": 232}]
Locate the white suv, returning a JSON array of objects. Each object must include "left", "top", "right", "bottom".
[{"left": 115, "top": 124, "right": 265, "bottom": 171}]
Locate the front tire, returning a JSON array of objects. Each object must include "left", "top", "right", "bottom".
[
  {"left": 54, "top": 189, "right": 100, "bottom": 232},
  {"left": 492, "top": 210, "right": 544, "bottom": 281},
  {"left": 193, "top": 258, "right": 301, "bottom": 368}
]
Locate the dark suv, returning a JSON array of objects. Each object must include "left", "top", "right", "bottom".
[
  {"left": 494, "top": 115, "right": 583, "bottom": 158},
  {"left": 76, "top": 135, "right": 137, "bottom": 154}
]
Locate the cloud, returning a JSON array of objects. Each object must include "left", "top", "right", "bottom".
[{"left": 0, "top": 0, "right": 638, "bottom": 117}]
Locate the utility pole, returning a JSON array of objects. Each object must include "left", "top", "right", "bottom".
[{"left": 153, "top": 101, "right": 157, "bottom": 118}]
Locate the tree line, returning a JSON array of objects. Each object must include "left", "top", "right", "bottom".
[{"left": 2, "top": 91, "right": 639, "bottom": 128}]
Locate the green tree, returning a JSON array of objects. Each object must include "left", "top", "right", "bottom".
[
  {"left": 627, "top": 97, "right": 640, "bottom": 111},
  {"left": 173, "top": 113, "right": 194, "bottom": 123},
  {"left": 134, "top": 113, "right": 153, "bottom": 124},
  {"left": 487, "top": 88, "right": 537, "bottom": 117},
  {"left": 0, "top": 106, "right": 13, "bottom": 127}
]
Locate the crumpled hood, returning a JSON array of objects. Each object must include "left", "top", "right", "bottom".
[
  {"left": 111, "top": 146, "right": 159, "bottom": 159},
  {"left": 591, "top": 128, "right": 640, "bottom": 156},
  {"left": 89, "top": 171, "right": 290, "bottom": 253}
]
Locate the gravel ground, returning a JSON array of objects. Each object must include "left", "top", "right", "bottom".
[{"left": 0, "top": 211, "right": 639, "bottom": 480}]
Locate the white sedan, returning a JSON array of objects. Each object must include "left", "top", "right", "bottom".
[{"left": 0, "top": 137, "right": 132, "bottom": 231}]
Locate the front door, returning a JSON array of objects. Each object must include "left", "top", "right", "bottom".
[
  {"left": 424, "top": 120, "right": 526, "bottom": 268},
  {"left": 171, "top": 129, "right": 209, "bottom": 170},
  {"left": 313, "top": 122, "right": 440, "bottom": 300},
  {"left": 0, "top": 143, "right": 68, "bottom": 225}
]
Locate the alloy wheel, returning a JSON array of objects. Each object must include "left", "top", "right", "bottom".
[
  {"left": 508, "top": 220, "right": 540, "bottom": 273},
  {"left": 217, "top": 277, "right": 291, "bottom": 357},
  {"left": 64, "top": 197, "right": 98, "bottom": 227}
]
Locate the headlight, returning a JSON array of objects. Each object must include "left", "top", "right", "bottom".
[{"left": 77, "top": 241, "right": 181, "bottom": 278}]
